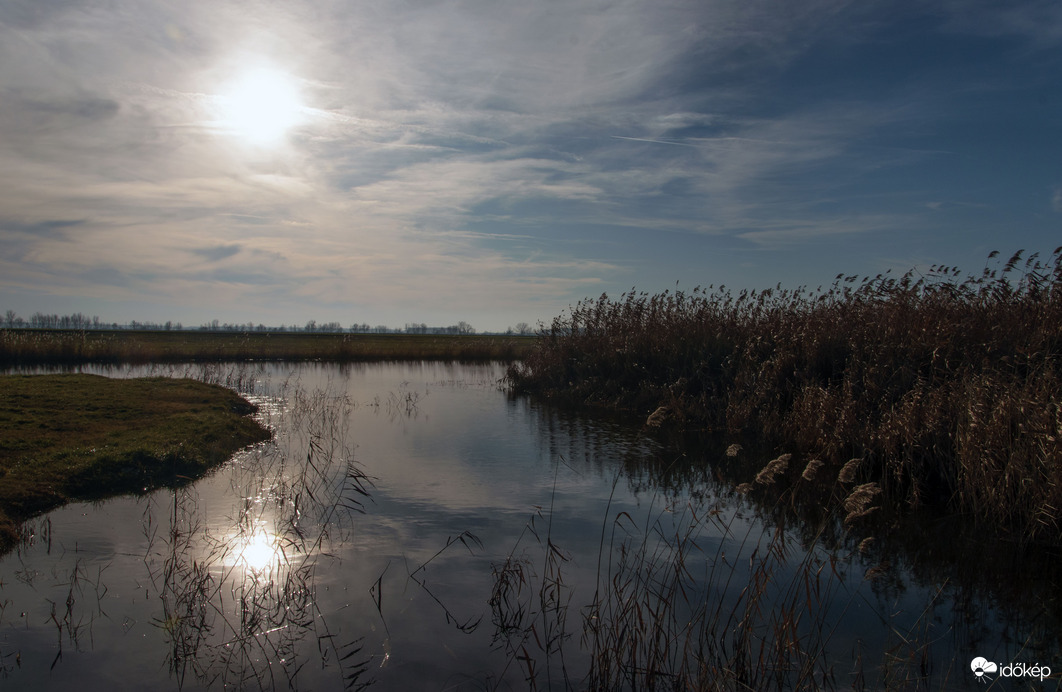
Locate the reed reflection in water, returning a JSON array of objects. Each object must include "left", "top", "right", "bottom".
[
  {"left": 0, "top": 361, "right": 1057, "bottom": 690},
  {"left": 134, "top": 374, "right": 373, "bottom": 691}
]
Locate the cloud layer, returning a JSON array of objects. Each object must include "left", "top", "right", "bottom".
[{"left": 2, "top": 0, "right": 1061, "bottom": 329}]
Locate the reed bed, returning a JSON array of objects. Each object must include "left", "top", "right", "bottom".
[
  {"left": 0, "top": 330, "right": 534, "bottom": 366},
  {"left": 508, "top": 250, "right": 1062, "bottom": 545}
]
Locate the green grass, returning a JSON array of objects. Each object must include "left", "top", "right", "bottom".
[
  {"left": 508, "top": 249, "right": 1062, "bottom": 546},
  {"left": 0, "top": 373, "right": 271, "bottom": 549},
  {"left": 0, "top": 330, "right": 536, "bottom": 366}
]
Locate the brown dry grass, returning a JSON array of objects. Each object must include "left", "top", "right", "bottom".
[{"left": 0, "top": 330, "right": 535, "bottom": 366}]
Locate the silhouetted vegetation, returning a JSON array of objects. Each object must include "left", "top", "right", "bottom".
[
  {"left": 0, "top": 330, "right": 535, "bottom": 366},
  {"left": 509, "top": 249, "right": 1062, "bottom": 545}
]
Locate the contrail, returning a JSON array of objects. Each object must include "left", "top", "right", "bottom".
[{"left": 610, "top": 135, "right": 698, "bottom": 147}]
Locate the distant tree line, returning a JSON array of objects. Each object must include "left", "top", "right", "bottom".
[
  {"left": 3, "top": 310, "right": 139, "bottom": 330},
  {"left": 2, "top": 309, "right": 537, "bottom": 335},
  {"left": 507, "top": 322, "right": 533, "bottom": 336}
]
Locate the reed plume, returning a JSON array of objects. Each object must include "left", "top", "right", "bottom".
[
  {"left": 755, "top": 453, "right": 791, "bottom": 486},
  {"left": 837, "top": 458, "right": 861, "bottom": 484},
  {"left": 800, "top": 458, "right": 824, "bottom": 482}
]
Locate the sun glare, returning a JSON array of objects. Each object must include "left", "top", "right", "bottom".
[
  {"left": 216, "top": 67, "right": 305, "bottom": 146},
  {"left": 230, "top": 529, "right": 283, "bottom": 572}
]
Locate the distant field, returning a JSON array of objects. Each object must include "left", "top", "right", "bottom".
[{"left": 0, "top": 329, "right": 536, "bottom": 366}]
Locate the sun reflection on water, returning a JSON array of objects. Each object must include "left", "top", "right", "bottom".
[{"left": 227, "top": 527, "right": 285, "bottom": 573}]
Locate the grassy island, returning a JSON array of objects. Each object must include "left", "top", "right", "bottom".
[{"left": 0, "top": 374, "right": 271, "bottom": 549}]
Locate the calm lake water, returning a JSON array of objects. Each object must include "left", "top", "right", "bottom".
[{"left": 0, "top": 362, "right": 1058, "bottom": 690}]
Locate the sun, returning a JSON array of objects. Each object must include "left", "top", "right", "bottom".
[{"left": 216, "top": 67, "right": 305, "bottom": 146}]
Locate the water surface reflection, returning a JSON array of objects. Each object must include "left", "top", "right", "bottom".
[{"left": 0, "top": 362, "right": 1057, "bottom": 690}]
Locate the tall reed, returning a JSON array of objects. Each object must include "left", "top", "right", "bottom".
[{"left": 508, "top": 250, "right": 1062, "bottom": 544}]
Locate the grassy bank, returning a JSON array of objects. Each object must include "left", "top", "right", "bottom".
[
  {"left": 0, "top": 374, "right": 271, "bottom": 549},
  {"left": 0, "top": 330, "right": 536, "bottom": 366},
  {"left": 508, "top": 250, "right": 1062, "bottom": 544}
]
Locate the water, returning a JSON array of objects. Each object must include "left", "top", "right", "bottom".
[{"left": 0, "top": 362, "right": 1058, "bottom": 690}]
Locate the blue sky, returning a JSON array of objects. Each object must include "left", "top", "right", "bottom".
[{"left": 1, "top": 0, "right": 1060, "bottom": 331}]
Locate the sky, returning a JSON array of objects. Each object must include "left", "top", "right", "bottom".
[{"left": 1, "top": 0, "right": 1060, "bottom": 332}]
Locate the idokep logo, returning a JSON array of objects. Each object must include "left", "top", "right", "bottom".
[
  {"left": 971, "top": 658, "right": 998, "bottom": 681},
  {"left": 971, "top": 656, "right": 1052, "bottom": 683}
]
